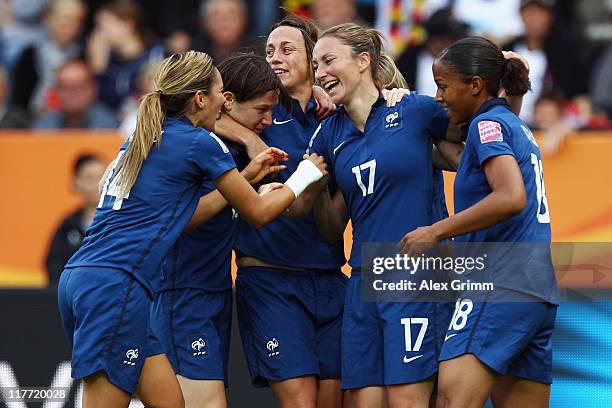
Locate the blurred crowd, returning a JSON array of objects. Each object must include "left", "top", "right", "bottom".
[{"left": 0, "top": 0, "right": 611, "bottom": 152}]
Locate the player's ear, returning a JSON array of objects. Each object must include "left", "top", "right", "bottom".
[
  {"left": 223, "top": 91, "right": 235, "bottom": 111},
  {"left": 192, "top": 90, "right": 206, "bottom": 111},
  {"left": 471, "top": 76, "right": 485, "bottom": 96},
  {"left": 357, "top": 52, "right": 371, "bottom": 74}
]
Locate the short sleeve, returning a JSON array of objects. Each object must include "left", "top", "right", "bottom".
[
  {"left": 308, "top": 122, "right": 331, "bottom": 164},
  {"left": 426, "top": 98, "right": 449, "bottom": 143},
  {"left": 468, "top": 119, "right": 515, "bottom": 166},
  {"left": 191, "top": 130, "right": 236, "bottom": 180}
]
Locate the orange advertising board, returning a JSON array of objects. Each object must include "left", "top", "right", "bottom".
[{"left": 1, "top": 131, "right": 611, "bottom": 286}]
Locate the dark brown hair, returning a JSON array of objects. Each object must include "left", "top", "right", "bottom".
[{"left": 436, "top": 36, "right": 531, "bottom": 97}]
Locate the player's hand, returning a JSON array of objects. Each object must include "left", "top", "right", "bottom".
[
  {"left": 241, "top": 147, "right": 288, "bottom": 185},
  {"left": 304, "top": 152, "right": 328, "bottom": 177},
  {"left": 398, "top": 226, "right": 439, "bottom": 256},
  {"left": 313, "top": 85, "right": 337, "bottom": 119},
  {"left": 382, "top": 87, "right": 410, "bottom": 107},
  {"left": 258, "top": 182, "right": 284, "bottom": 196}
]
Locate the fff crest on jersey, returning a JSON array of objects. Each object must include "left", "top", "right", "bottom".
[{"left": 384, "top": 110, "right": 401, "bottom": 130}]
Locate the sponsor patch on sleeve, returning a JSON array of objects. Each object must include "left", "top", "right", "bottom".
[{"left": 478, "top": 121, "right": 503, "bottom": 144}]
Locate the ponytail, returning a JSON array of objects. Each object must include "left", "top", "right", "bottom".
[
  {"left": 113, "top": 50, "right": 216, "bottom": 200},
  {"left": 436, "top": 36, "right": 531, "bottom": 98},
  {"left": 116, "top": 91, "right": 164, "bottom": 198},
  {"left": 379, "top": 52, "right": 408, "bottom": 89},
  {"left": 501, "top": 57, "right": 531, "bottom": 96},
  {"left": 365, "top": 28, "right": 384, "bottom": 89}
]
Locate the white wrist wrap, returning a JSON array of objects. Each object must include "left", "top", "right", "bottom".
[{"left": 284, "top": 159, "right": 324, "bottom": 198}]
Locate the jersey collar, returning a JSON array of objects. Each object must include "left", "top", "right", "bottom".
[
  {"left": 337, "top": 93, "right": 387, "bottom": 115},
  {"left": 461, "top": 98, "right": 510, "bottom": 140},
  {"left": 283, "top": 96, "right": 318, "bottom": 127}
]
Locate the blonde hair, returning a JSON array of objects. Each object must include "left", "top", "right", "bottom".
[
  {"left": 320, "top": 23, "right": 386, "bottom": 89},
  {"left": 379, "top": 53, "right": 408, "bottom": 89},
  {"left": 116, "top": 51, "right": 215, "bottom": 198}
]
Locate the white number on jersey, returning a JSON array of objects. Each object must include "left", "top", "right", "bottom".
[
  {"left": 530, "top": 153, "right": 550, "bottom": 224},
  {"left": 98, "top": 151, "right": 130, "bottom": 210},
  {"left": 400, "top": 317, "right": 428, "bottom": 352},
  {"left": 351, "top": 159, "right": 377, "bottom": 197},
  {"left": 448, "top": 298, "right": 473, "bottom": 331}
]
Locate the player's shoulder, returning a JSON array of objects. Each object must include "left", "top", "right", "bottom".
[
  {"left": 398, "top": 92, "right": 438, "bottom": 111},
  {"left": 470, "top": 106, "right": 522, "bottom": 137},
  {"left": 308, "top": 109, "right": 344, "bottom": 148}
]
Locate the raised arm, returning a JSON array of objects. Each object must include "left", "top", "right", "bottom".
[
  {"left": 187, "top": 147, "right": 288, "bottom": 231},
  {"left": 399, "top": 154, "right": 526, "bottom": 252},
  {"left": 434, "top": 140, "right": 464, "bottom": 171},
  {"left": 214, "top": 113, "right": 269, "bottom": 158},
  {"left": 213, "top": 153, "right": 327, "bottom": 229},
  {"left": 313, "top": 187, "right": 349, "bottom": 244}
]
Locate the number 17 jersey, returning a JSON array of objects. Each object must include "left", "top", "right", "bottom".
[{"left": 309, "top": 94, "right": 448, "bottom": 267}]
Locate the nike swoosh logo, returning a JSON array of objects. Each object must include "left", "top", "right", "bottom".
[
  {"left": 403, "top": 355, "right": 423, "bottom": 364},
  {"left": 333, "top": 141, "right": 346, "bottom": 155},
  {"left": 445, "top": 333, "right": 458, "bottom": 342},
  {"left": 273, "top": 118, "right": 293, "bottom": 125}
]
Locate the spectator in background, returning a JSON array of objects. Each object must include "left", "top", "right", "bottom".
[
  {"left": 191, "top": 0, "right": 251, "bottom": 62},
  {"left": 396, "top": 7, "right": 469, "bottom": 96},
  {"left": 86, "top": 0, "right": 165, "bottom": 112},
  {"left": 34, "top": 60, "right": 118, "bottom": 129},
  {"left": 11, "top": 0, "right": 86, "bottom": 116},
  {"left": 311, "top": 0, "right": 359, "bottom": 30},
  {"left": 531, "top": 88, "right": 572, "bottom": 155},
  {"left": 0, "top": 65, "right": 29, "bottom": 128},
  {"left": 589, "top": 0, "right": 612, "bottom": 120},
  {"left": 45, "top": 153, "right": 106, "bottom": 286},
  {"left": 452, "top": 0, "right": 524, "bottom": 44},
  {"left": 503, "top": 0, "right": 587, "bottom": 125},
  {"left": 0, "top": 0, "right": 48, "bottom": 68},
  {"left": 118, "top": 61, "right": 157, "bottom": 137}
]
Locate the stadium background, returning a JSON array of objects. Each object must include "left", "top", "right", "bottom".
[{"left": 1, "top": 0, "right": 611, "bottom": 406}]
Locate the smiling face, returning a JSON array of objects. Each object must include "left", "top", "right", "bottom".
[
  {"left": 313, "top": 35, "right": 365, "bottom": 105},
  {"left": 432, "top": 59, "right": 479, "bottom": 125},
  {"left": 265, "top": 26, "right": 311, "bottom": 92},
  {"left": 225, "top": 90, "right": 279, "bottom": 134}
]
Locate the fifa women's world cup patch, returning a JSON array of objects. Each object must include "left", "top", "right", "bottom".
[{"left": 478, "top": 121, "right": 503, "bottom": 143}]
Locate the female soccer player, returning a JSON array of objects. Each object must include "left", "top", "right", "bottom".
[
  {"left": 57, "top": 51, "right": 326, "bottom": 407},
  {"left": 309, "top": 24, "right": 462, "bottom": 407},
  {"left": 150, "top": 53, "right": 287, "bottom": 408},
  {"left": 226, "top": 14, "right": 348, "bottom": 408},
  {"left": 400, "top": 37, "right": 558, "bottom": 407}
]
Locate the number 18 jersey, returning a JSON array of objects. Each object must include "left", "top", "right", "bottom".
[{"left": 454, "top": 98, "right": 558, "bottom": 303}]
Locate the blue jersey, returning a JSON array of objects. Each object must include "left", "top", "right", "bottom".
[
  {"left": 454, "top": 98, "right": 558, "bottom": 303},
  {"left": 455, "top": 99, "right": 551, "bottom": 242},
  {"left": 158, "top": 140, "right": 248, "bottom": 292},
  {"left": 309, "top": 94, "right": 448, "bottom": 267},
  {"left": 66, "top": 117, "right": 236, "bottom": 297},
  {"left": 235, "top": 98, "right": 345, "bottom": 269}
]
